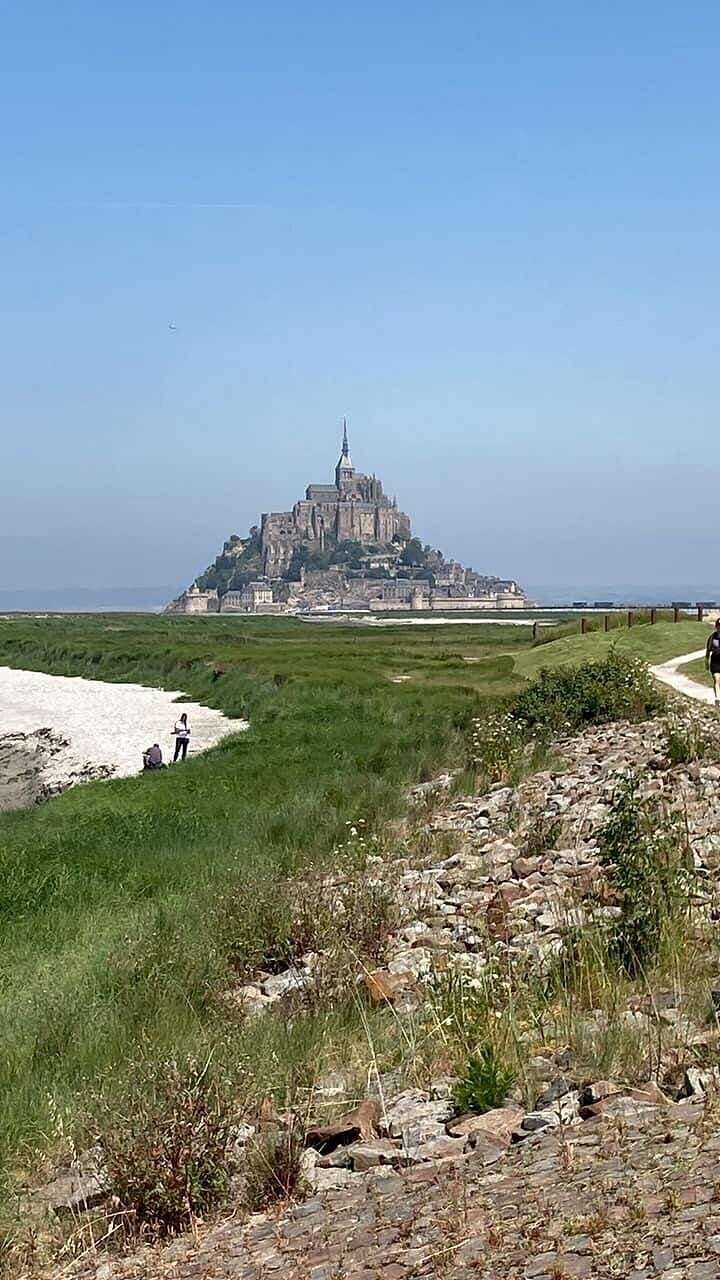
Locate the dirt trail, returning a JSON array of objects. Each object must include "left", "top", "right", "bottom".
[{"left": 649, "top": 649, "right": 715, "bottom": 704}]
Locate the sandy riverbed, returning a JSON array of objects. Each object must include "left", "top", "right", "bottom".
[{"left": 0, "top": 666, "right": 248, "bottom": 811}]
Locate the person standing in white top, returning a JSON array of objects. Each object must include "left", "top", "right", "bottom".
[{"left": 172, "top": 712, "right": 191, "bottom": 762}]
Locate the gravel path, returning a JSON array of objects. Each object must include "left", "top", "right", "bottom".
[
  {"left": 649, "top": 649, "right": 715, "bottom": 704},
  {"left": 0, "top": 665, "right": 247, "bottom": 806}
]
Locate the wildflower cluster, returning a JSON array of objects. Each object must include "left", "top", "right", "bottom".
[{"left": 470, "top": 710, "right": 525, "bottom": 783}]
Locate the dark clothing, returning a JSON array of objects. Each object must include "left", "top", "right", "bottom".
[
  {"left": 173, "top": 737, "right": 189, "bottom": 762},
  {"left": 707, "top": 631, "right": 720, "bottom": 673},
  {"left": 143, "top": 745, "right": 164, "bottom": 770}
]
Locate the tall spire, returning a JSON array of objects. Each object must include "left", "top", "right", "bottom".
[{"left": 335, "top": 417, "right": 354, "bottom": 488}]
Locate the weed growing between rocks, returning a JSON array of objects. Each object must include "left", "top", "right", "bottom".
[
  {"left": 522, "top": 811, "right": 564, "bottom": 857},
  {"left": 242, "top": 1117, "right": 307, "bottom": 1211},
  {"left": 599, "top": 774, "right": 691, "bottom": 977},
  {"left": 663, "top": 707, "right": 720, "bottom": 764},
  {"left": 452, "top": 1046, "right": 516, "bottom": 1115},
  {"left": 97, "top": 1057, "right": 238, "bottom": 1241}
]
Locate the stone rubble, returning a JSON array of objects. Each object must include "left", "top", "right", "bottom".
[
  {"left": 55, "top": 1099, "right": 720, "bottom": 1280},
  {"left": 226, "top": 714, "right": 720, "bottom": 1183},
  {"left": 45, "top": 710, "right": 720, "bottom": 1280}
]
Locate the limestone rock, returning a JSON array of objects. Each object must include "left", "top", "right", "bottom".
[
  {"left": 446, "top": 1105, "right": 524, "bottom": 1144},
  {"left": 261, "top": 969, "right": 308, "bottom": 1000},
  {"left": 519, "top": 1110, "right": 561, "bottom": 1134},
  {"left": 349, "top": 1139, "right": 398, "bottom": 1172},
  {"left": 381, "top": 1090, "right": 453, "bottom": 1148},
  {"left": 33, "top": 1148, "right": 107, "bottom": 1217},
  {"left": 305, "top": 1100, "right": 381, "bottom": 1153}
]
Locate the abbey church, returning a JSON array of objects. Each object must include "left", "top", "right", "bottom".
[
  {"left": 167, "top": 422, "right": 529, "bottom": 614},
  {"left": 260, "top": 422, "right": 411, "bottom": 577}
]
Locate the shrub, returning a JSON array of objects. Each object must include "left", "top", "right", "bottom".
[
  {"left": 599, "top": 775, "right": 690, "bottom": 976},
  {"left": 452, "top": 1046, "right": 516, "bottom": 1115},
  {"left": 469, "top": 652, "right": 662, "bottom": 787},
  {"left": 511, "top": 650, "right": 663, "bottom": 735},
  {"left": 242, "top": 1118, "right": 307, "bottom": 1211},
  {"left": 99, "top": 1058, "right": 237, "bottom": 1239}
]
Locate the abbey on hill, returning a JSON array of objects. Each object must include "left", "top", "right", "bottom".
[
  {"left": 261, "top": 421, "right": 411, "bottom": 578},
  {"left": 167, "top": 425, "right": 529, "bottom": 614}
]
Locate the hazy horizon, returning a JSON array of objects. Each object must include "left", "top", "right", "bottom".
[{"left": 3, "top": 2, "right": 719, "bottom": 593}]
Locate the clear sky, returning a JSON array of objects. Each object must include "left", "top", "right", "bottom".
[{"left": 2, "top": 1, "right": 720, "bottom": 596}]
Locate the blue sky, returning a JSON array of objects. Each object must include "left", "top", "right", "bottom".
[{"left": 2, "top": 1, "right": 719, "bottom": 594}]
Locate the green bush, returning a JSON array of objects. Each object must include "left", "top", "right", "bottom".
[
  {"left": 599, "top": 775, "right": 690, "bottom": 976},
  {"left": 452, "top": 1046, "right": 516, "bottom": 1116},
  {"left": 470, "top": 650, "right": 661, "bottom": 784},
  {"left": 511, "top": 650, "right": 663, "bottom": 734},
  {"left": 99, "top": 1058, "right": 237, "bottom": 1239}
]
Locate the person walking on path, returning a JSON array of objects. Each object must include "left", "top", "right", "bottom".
[
  {"left": 172, "top": 712, "right": 191, "bottom": 762},
  {"left": 705, "top": 619, "right": 720, "bottom": 705}
]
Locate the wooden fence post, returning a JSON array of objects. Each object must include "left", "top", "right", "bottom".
[
  {"left": 532, "top": 621, "right": 538, "bottom": 640},
  {"left": 673, "top": 606, "right": 680, "bottom": 623},
  {"left": 604, "top": 614, "right": 609, "bottom": 633},
  {"left": 650, "top": 607, "right": 657, "bottom": 625},
  {"left": 627, "top": 610, "right": 634, "bottom": 628},
  {"left": 581, "top": 616, "right": 588, "bottom": 635}
]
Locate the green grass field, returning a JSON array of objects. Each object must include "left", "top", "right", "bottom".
[
  {"left": 679, "top": 655, "right": 714, "bottom": 687},
  {"left": 0, "top": 613, "right": 706, "bottom": 1191}
]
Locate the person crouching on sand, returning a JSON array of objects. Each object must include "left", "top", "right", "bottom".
[
  {"left": 143, "top": 743, "right": 164, "bottom": 770},
  {"left": 706, "top": 619, "right": 720, "bottom": 706},
  {"left": 173, "top": 712, "right": 191, "bottom": 762}
]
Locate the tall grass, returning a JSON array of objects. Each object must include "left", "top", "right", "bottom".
[
  {"left": 0, "top": 615, "right": 526, "bottom": 1189},
  {"left": 0, "top": 614, "right": 704, "bottom": 1213}
]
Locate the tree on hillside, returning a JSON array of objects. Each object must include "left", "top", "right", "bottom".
[
  {"left": 334, "top": 540, "right": 365, "bottom": 569},
  {"left": 399, "top": 538, "right": 427, "bottom": 568}
]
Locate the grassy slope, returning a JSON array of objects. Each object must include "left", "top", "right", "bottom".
[
  {"left": 0, "top": 615, "right": 527, "bottom": 1182},
  {"left": 678, "top": 656, "right": 713, "bottom": 688},
  {"left": 0, "top": 614, "right": 701, "bottom": 1185},
  {"left": 516, "top": 619, "right": 708, "bottom": 676}
]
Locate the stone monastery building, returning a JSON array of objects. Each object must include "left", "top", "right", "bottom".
[{"left": 260, "top": 422, "right": 411, "bottom": 576}]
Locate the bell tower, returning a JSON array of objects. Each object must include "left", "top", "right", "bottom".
[{"left": 335, "top": 418, "right": 355, "bottom": 490}]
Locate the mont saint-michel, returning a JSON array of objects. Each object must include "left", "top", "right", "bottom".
[{"left": 168, "top": 425, "right": 529, "bottom": 614}]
